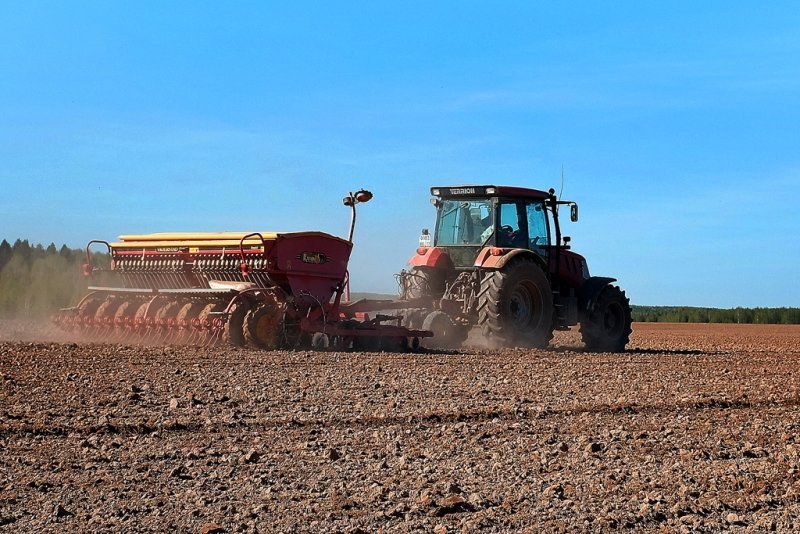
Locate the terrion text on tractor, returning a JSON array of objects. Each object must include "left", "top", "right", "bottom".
[
  {"left": 396, "top": 185, "right": 632, "bottom": 351},
  {"left": 53, "top": 189, "right": 432, "bottom": 351}
]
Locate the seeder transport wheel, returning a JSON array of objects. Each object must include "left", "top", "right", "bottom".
[{"left": 244, "top": 303, "right": 284, "bottom": 349}]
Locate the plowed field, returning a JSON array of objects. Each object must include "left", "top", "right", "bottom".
[{"left": 2, "top": 323, "right": 800, "bottom": 532}]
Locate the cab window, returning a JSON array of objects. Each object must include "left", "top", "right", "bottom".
[
  {"left": 436, "top": 199, "right": 494, "bottom": 246},
  {"left": 526, "top": 202, "right": 549, "bottom": 253}
]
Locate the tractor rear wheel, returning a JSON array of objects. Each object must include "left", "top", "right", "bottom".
[
  {"left": 580, "top": 285, "right": 632, "bottom": 352},
  {"left": 477, "top": 258, "right": 554, "bottom": 349}
]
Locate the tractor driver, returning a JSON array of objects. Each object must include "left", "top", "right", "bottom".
[{"left": 496, "top": 202, "right": 525, "bottom": 248}]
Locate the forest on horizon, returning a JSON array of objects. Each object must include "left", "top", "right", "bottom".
[{"left": 1, "top": 237, "right": 798, "bottom": 323}]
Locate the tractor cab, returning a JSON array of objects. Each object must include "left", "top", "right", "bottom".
[
  {"left": 400, "top": 184, "right": 631, "bottom": 352},
  {"left": 428, "top": 185, "right": 563, "bottom": 267}
]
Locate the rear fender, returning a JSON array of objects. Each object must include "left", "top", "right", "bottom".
[
  {"left": 474, "top": 248, "right": 546, "bottom": 271},
  {"left": 577, "top": 276, "right": 617, "bottom": 316},
  {"left": 409, "top": 247, "right": 454, "bottom": 270}
]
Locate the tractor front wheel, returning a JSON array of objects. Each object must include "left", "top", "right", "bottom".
[
  {"left": 477, "top": 258, "right": 554, "bottom": 349},
  {"left": 580, "top": 285, "right": 632, "bottom": 352}
]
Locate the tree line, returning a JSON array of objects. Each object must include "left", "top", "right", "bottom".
[
  {"left": 0, "top": 238, "right": 91, "bottom": 318},
  {"left": 0, "top": 237, "right": 798, "bottom": 323},
  {"left": 631, "top": 305, "right": 800, "bottom": 324}
]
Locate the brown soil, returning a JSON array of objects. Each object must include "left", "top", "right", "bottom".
[{"left": 2, "top": 323, "right": 800, "bottom": 532}]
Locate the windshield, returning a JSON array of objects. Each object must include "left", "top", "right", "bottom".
[{"left": 435, "top": 199, "right": 494, "bottom": 246}]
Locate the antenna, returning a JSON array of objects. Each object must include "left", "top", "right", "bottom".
[{"left": 559, "top": 165, "right": 565, "bottom": 199}]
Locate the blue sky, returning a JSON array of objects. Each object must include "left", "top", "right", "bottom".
[{"left": 1, "top": 1, "right": 798, "bottom": 306}]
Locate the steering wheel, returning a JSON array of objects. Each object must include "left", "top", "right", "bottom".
[{"left": 500, "top": 225, "right": 515, "bottom": 236}]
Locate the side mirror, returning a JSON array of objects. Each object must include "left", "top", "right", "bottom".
[{"left": 570, "top": 204, "right": 578, "bottom": 222}]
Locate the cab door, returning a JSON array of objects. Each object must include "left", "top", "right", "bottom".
[
  {"left": 526, "top": 201, "right": 550, "bottom": 260},
  {"left": 497, "top": 201, "right": 528, "bottom": 248}
]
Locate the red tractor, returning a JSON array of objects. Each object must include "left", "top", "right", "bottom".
[{"left": 397, "top": 185, "right": 632, "bottom": 351}]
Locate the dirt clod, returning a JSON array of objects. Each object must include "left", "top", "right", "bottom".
[{"left": 199, "top": 523, "right": 226, "bottom": 534}]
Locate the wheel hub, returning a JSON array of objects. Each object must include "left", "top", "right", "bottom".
[{"left": 509, "top": 284, "right": 538, "bottom": 328}]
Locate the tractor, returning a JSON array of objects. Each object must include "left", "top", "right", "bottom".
[{"left": 397, "top": 185, "right": 632, "bottom": 351}]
